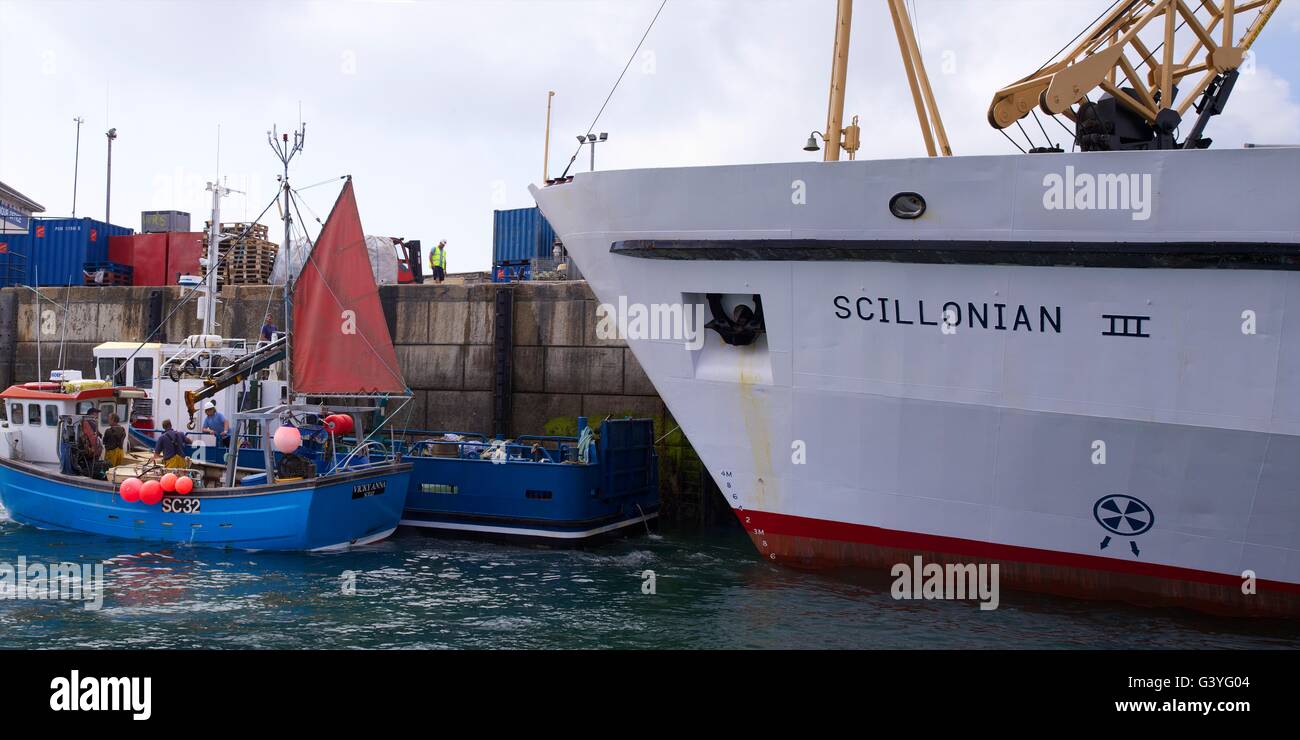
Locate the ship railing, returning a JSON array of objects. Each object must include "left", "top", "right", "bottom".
[{"left": 396, "top": 431, "right": 588, "bottom": 465}]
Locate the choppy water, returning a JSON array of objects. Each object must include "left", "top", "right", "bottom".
[{"left": 1, "top": 504, "right": 1296, "bottom": 649}]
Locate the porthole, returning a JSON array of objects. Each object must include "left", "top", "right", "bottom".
[{"left": 889, "top": 192, "right": 926, "bottom": 219}]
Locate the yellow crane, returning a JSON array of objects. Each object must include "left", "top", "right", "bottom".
[{"left": 989, "top": 0, "right": 1282, "bottom": 151}]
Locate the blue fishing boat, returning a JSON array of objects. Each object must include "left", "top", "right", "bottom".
[
  {"left": 0, "top": 173, "right": 415, "bottom": 551},
  {"left": 396, "top": 416, "right": 660, "bottom": 543}
]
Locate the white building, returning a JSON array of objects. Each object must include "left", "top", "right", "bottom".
[{"left": 0, "top": 181, "right": 44, "bottom": 235}]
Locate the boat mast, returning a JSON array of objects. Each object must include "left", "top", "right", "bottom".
[
  {"left": 817, "top": 1, "right": 950, "bottom": 159},
  {"left": 202, "top": 181, "right": 232, "bottom": 337},
  {"left": 823, "top": 0, "right": 853, "bottom": 162},
  {"left": 268, "top": 123, "right": 305, "bottom": 396}
]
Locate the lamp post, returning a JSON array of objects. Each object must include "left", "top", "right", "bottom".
[
  {"left": 105, "top": 127, "right": 117, "bottom": 224},
  {"left": 576, "top": 132, "right": 608, "bottom": 172},
  {"left": 72, "top": 117, "right": 84, "bottom": 217}
]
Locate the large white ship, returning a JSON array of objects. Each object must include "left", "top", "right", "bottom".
[{"left": 532, "top": 0, "right": 1299, "bottom": 616}]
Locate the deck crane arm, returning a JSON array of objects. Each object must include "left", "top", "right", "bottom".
[
  {"left": 988, "top": 0, "right": 1281, "bottom": 151},
  {"left": 182, "top": 335, "right": 287, "bottom": 430}
]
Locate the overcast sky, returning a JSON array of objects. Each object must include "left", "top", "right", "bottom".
[{"left": 2, "top": 0, "right": 1298, "bottom": 271}]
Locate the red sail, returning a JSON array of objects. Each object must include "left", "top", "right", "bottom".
[{"left": 290, "top": 180, "right": 406, "bottom": 395}]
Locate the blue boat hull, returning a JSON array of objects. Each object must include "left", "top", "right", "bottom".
[
  {"left": 400, "top": 457, "right": 658, "bottom": 543},
  {"left": 0, "top": 458, "right": 412, "bottom": 551}
]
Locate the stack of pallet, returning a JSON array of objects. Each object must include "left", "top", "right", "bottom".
[
  {"left": 83, "top": 261, "right": 133, "bottom": 286},
  {"left": 205, "top": 221, "right": 278, "bottom": 287}
]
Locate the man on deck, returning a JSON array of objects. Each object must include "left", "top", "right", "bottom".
[
  {"left": 201, "top": 401, "right": 231, "bottom": 447},
  {"left": 261, "top": 313, "right": 279, "bottom": 343},
  {"left": 102, "top": 413, "right": 127, "bottom": 468},
  {"left": 79, "top": 407, "right": 103, "bottom": 464},
  {"left": 151, "top": 419, "right": 191, "bottom": 469}
]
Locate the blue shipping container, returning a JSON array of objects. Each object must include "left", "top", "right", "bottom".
[
  {"left": 0, "top": 232, "right": 30, "bottom": 287},
  {"left": 492, "top": 207, "right": 558, "bottom": 265},
  {"left": 22, "top": 217, "right": 133, "bottom": 286}
]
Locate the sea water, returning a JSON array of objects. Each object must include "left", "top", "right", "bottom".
[{"left": 1, "top": 503, "right": 1295, "bottom": 649}]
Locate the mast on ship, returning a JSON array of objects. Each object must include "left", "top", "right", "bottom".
[
  {"left": 809, "top": 0, "right": 951, "bottom": 160},
  {"left": 201, "top": 180, "right": 234, "bottom": 337},
  {"left": 269, "top": 122, "right": 305, "bottom": 397}
]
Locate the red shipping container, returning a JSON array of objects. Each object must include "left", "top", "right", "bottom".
[
  {"left": 166, "top": 232, "right": 206, "bottom": 283},
  {"left": 107, "top": 235, "right": 133, "bottom": 265},
  {"left": 109, "top": 234, "right": 169, "bottom": 285}
]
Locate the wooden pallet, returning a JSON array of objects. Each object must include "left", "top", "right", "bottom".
[{"left": 206, "top": 221, "right": 269, "bottom": 241}]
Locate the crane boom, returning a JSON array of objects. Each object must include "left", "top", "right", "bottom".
[
  {"left": 988, "top": 0, "right": 1281, "bottom": 151},
  {"left": 182, "top": 336, "right": 287, "bottom": 429}
]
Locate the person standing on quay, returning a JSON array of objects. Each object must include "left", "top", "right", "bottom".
[{"left": 429, "top": 240, "right": 447, "bottom": 284}]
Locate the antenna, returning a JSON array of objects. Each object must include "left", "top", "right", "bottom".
[{"left": 268, "top": 120, "right": 306, "bottom": 396}]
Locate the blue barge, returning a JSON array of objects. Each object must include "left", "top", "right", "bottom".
[{"left": 394, "top": 416, "right": 659, "bottom": 543}]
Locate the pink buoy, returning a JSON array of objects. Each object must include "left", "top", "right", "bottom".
[
  {"left": 174, "top": 475, "right": 194, "bottom": 495},
  {"left": 273, "top": 425, "right": 302, "bottom": 454},
  {"left": 120, "top": 477, "right": 142, "bottom": 503},
  {"left": 140, "top": 480, "right": 164, "bottom": 506},
  {"left": 159, "top": 472, "right": 178, "bottom": 492}
]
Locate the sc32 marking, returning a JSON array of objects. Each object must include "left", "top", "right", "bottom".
[{"left": 161, "top": 497, "right": 200, "bottom": 514}]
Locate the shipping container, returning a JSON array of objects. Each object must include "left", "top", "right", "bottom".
[
  {"left": 166, "top": 231, "right": 205, "bottom": 283},
  {"left": 109, "top": 233, "right": 169, "bottom": 286},
  {"left": 0, "top": 233, "right": 30, "bottom": 287},
  {"left": 141, "top": 210, "right": 190, "bottom": 233},
  {"left": 23, "top": 218, "right": 132, "bottom": 286},
  {"left": 492, "top": 207, "right": 558, "bottom": 265}
]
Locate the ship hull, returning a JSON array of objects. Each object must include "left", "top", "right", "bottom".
[
  {"left": 0, "top": 458, "right": 411, "bottom": 551},
  {"left": 532, "top": 147, "right": 1300, "bottom": 616}
]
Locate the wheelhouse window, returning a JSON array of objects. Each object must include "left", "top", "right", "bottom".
[
  {"left": 9, "top": 403, "right": 22, "bottom": 425},
  {"left": 132, "top": 357, "right": 154, "bottom": 386},
  {"left": 45, "top": 405, "right": 59, "bottom": 427},
  {"left": 99, "top": 357, "right": 126, "bottom": 386},
  {"left": 28, "top": 404, "right": 41, "bottom": 426}
]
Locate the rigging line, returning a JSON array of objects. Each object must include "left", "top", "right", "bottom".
[
  {"left": 1052, "top": 114, "right": 1077, "bottom": 140},
  {"left": 1031, "top": 109, "right": 1055, "bottom": 148},
  {"left": 1015, "top": 119, "right": 1036, "bottom": 150},
  {"left": 115, "top": 192, "right": 284, "bottom": 371},
  {"left": 998, "top": 127, "right": 1027, "bottom": 154},
  {"left": 296, "top": 175, "right": 349, "bottom": 193},
  {"left": 559, "top": 0, "right": 669, "bottom": 179},
  {"left": 1032, "top": 0, "right": 1128, "bottom": 75},
  {"left": 291, "top": 187, "right": 324, "bottom": 225},
  {"left": 288, "top": 190, "right": 408, "bottom": 394}
]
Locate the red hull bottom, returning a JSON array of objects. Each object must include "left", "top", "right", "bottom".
[{"left": 736, "top": 509, "right": 1300, "bottom": 619}]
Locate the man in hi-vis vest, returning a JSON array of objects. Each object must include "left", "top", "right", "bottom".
[{"left": 429, "top": 240, "right": 447, "bottom": 284}]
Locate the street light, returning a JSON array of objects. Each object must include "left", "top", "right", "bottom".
[
  {"left": 577, "top": 132, "right": 608, "bottom": 171},
  {"left": 72, "top": 117, "right": 84, "bottom": 217},
  {"left": 105, "top": 127, "right": 118, "bottom": 224},
  {"left": 804, "top": 131, "right": 825, "bottom": 152}
]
